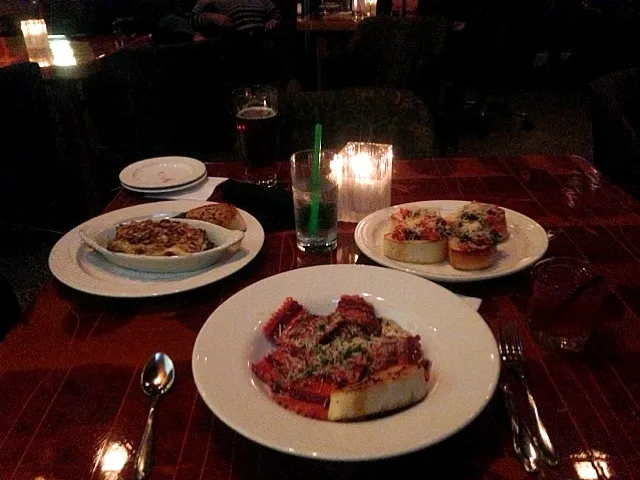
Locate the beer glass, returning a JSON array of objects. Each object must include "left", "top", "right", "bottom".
[{"left": 233, "top": 85, "right": 279, "bottom": 186}]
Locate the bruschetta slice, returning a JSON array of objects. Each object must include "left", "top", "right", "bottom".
[
  {"left": 448, "top": 221, "right": 499, "bottom": 271},
  {"left": 383, "top": 210, "right": 448, "bottom": 264},
  {"left": 456, "top": 201, "right": 509, "bottom": 242}
]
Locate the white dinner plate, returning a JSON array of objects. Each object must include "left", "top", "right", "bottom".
[
  {"left": 121, "top": 172, "right": 208, "bottom": 194},
  {"left": 354, "top": 200, "right": 549, "bottom": 283},
  {"left": 192, "top": 264, "right": 500, "bottom": 461},
  {"left": 119, "top": 156, "right": 207, "bottom": 190},
  {"left": 48, "top": 200, "right": 264, "bottom": 298}
]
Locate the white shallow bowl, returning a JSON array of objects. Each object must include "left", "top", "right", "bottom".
[
  {"left": 192, "top": 265, "right": 500, "bottom": 461},
  {"left": 79, "top": 218, "right": 244, "bottom": 274}
]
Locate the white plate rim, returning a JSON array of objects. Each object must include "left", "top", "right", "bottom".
[
  {"left": 354, "top": 200, "right": 549, "bottom": 283},
  {"left": 119, "top": 156, "right": 207, "bottom": 189},
  {"left": 120, "top": 172, "right": 208, "bottom": 194},
  {"left": 48, "top": 200, "right": 264, "bottom": 298},
  {"left": 192, "top": 264, "right": 500, "bottom": 461}
]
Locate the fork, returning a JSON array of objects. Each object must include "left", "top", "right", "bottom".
[{"left": 500, "top": 322, "right": 559, "bottom": 467}]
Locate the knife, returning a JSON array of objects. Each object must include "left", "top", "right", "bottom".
[{"left": 501, "top": 381, "right": 539, "bottom": 474}]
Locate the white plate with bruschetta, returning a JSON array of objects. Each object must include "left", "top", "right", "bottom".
[
  {"left": 354, "top": 200, "right": 549, "bottom": 283},
  {"left": 192, "top": 265, "right": 500, "bottom": 460}
]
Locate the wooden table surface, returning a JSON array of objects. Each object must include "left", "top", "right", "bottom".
[
  {"left": 2, "top": 155, "right": 640, "bottom": 480},
  {"left": 0, "top": 33, "right": 151, "bottom": 79}
]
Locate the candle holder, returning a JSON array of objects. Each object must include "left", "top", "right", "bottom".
[
  {"left": 352, "top": 0, "right": 363, "bottom": 18},
  {"left": 20, "top": 19, "right": 53, "bottom": 67},
  {"left": 332, "top": 142, "right": 393, "bottom": 223},
  {"left": 365, "top": 0, "right": 377, "bottom": 16}
]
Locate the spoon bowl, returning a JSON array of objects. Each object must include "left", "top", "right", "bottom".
[
  {"left": 141, "top": 352, "right": 176, "bottom": 397},
  {"left": 135, "top": 352, "right": 176, "bottom": 479}
]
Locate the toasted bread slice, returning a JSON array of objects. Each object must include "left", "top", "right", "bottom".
[
  {"left": 327, "top": 364, "right": 429, "bottom": 421},
  {"left": 383, "top": 234, "right": 447, "bottom": 264},
  {"left": 186, "top": 203, "right": 247, "bottom": 231},
  {"left": 448, "top": 242, "right": 497, "bottom": 270}
]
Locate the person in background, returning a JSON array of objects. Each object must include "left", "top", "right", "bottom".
[
  {"left": 190, "top": 0, "right": 290, "bottom": 85},
  {"left": 190, "top": 0, "right": 281, "bottom": 34}
]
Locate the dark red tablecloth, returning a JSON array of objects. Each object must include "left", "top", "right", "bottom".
[{"left": 1, "top": 155, "right": 638, "bottom": 479}]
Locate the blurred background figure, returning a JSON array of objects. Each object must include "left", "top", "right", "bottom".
[
  {"left": 191, "top": 0, "right": 281, "bottom": 34},
  {"left": 191, "top": 0, "right": 292, "bottom": 85}
]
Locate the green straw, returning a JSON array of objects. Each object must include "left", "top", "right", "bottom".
[{"left": 308, "top": 123, "right": 322, "bottom": 236}]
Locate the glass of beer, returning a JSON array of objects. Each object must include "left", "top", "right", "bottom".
[{"left": 233, "top": 85, "right": 279, "bottom": 186}]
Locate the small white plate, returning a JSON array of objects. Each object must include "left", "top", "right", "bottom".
[
  {"left": 121, "top": 172, "right": 208, "bottom": 194},
  {"left": 355, "top": 200, "right": 549, "bottom": 283},
  {"left": 192, "top": 264, "right": 500, "bottom": 461},
  {"left": 49, "top": 201, "right": 264, "bottom": 298},
  {"left": 119, "top": 157, "right": 207, "bottom": 190}
]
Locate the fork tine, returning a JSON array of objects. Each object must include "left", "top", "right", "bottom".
[
  {"left": 498, "top": 322, "right": 507, "bottom": 357},
  {"left": 505, "top": 322, "right": 517, "bottom": 358},
  {"left": 515, "top": 327, "right": 525, "bottom": 358},
  {"left": 510, "top": 323, "right": 524, "bottom": 360}
]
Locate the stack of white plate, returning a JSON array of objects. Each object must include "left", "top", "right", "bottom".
[{"left": 119, "top": 156, "right": 208, "bottom": 193}]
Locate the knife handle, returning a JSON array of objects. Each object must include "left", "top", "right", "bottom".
[{"left": 501, "top": 382, "right": 539, "bottom": 474}]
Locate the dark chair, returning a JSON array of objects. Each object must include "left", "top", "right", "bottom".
[
  {"left": 0, "top": 15, "right": 19, "bottom": 36},
  {"left": 590, "top": 68, "right": 640, "bottom": 198},
  {"left": 83, "top": 40, "right": 236, "bottom": 203},
  {"left": 0, "top": 63, "right": 65, "bottom": 316},
  {"left": 438, "top": 0, "right": 535, "bottom": 149},
  {"left": 0, "top": 62, "right": 62, "bottom": 228},
  {"left": 0, "top": 270, "right": 20, "bottom": 341},
  {"left": 323, "top": 15, "right": 448, "bottom": 114},
  {"left": 280, "top": 86, "right": 437, "bottom": 159}
]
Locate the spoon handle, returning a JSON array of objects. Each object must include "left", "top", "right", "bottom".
[{"left": 135, "top": 397, "right": 158, "bottom": 480}]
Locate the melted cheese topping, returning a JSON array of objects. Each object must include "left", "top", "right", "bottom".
[
  {"left": 276, "top": 318, "right": 416, "bottom": 385},
  {"left": 107, "top": 219, "right": 213, "bottom": 256},
  {"left": 389, "top": 208, "right": 447, "bottom": 241},
  {"left": 449, "top": 220, "right": 497, "bottom": 250}
]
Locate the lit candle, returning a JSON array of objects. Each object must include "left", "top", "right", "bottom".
[
  {"left": 20, "top": 19, "right": 53, "bottom": 67},
  {"left": 352, "top": 0, "right": 363, "bottom": 18},
  {"left": 334, "top": 142, "right": 393, "bottom": 222},
  {"left": 366, "top": 0, "right": 377, "bottom": 16}
]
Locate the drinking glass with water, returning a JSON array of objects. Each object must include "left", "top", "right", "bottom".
[{"left": 290, "top": 150, "right": 339, "bottom": 253}]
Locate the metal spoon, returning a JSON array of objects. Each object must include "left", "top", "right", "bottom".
[{"left": 134, "top": 352, "right": 176, "bottom": 480}]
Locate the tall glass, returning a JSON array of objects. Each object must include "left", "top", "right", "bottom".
[
  {"left": 290, "top": 150, "right": 339, "bottom": 253},
  {"left": 233, "top": 86, "right": 279, "bottom": 186}
]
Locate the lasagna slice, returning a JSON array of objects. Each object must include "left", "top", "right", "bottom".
[
  {"left": 252, "top": 295, "right": 430, "bottom": 421},
  {"left": 107, "top": 219, "right": 213, "bottom": 256}
]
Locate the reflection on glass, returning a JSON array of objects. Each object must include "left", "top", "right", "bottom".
[{"left": 571, "top": 450, "right": 613, "bottom": 479}]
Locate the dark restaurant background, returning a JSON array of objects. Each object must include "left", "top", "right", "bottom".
[{"left": 1, "top": 0, "right": 640, "bottom": 305}]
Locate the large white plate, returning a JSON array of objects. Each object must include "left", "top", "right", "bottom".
[
  {"left": 355, "top": 200, "right": 549, "bottom": 283},
  {"left": 48, "top": 200, "right": 264, "bottom": 298},
  {"left": 192, "top": 265, "right": 500, "bottom": 461},
  {"left": 119, "top": 156, "right": 207, "bottom": 190}
]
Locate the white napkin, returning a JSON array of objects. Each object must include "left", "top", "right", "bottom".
[
  {"left": 144, "top": 177, "right": 228, "bottom": 201},
  {"left": 457, "top": 295, "right": 482, "bottom": 311}
]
